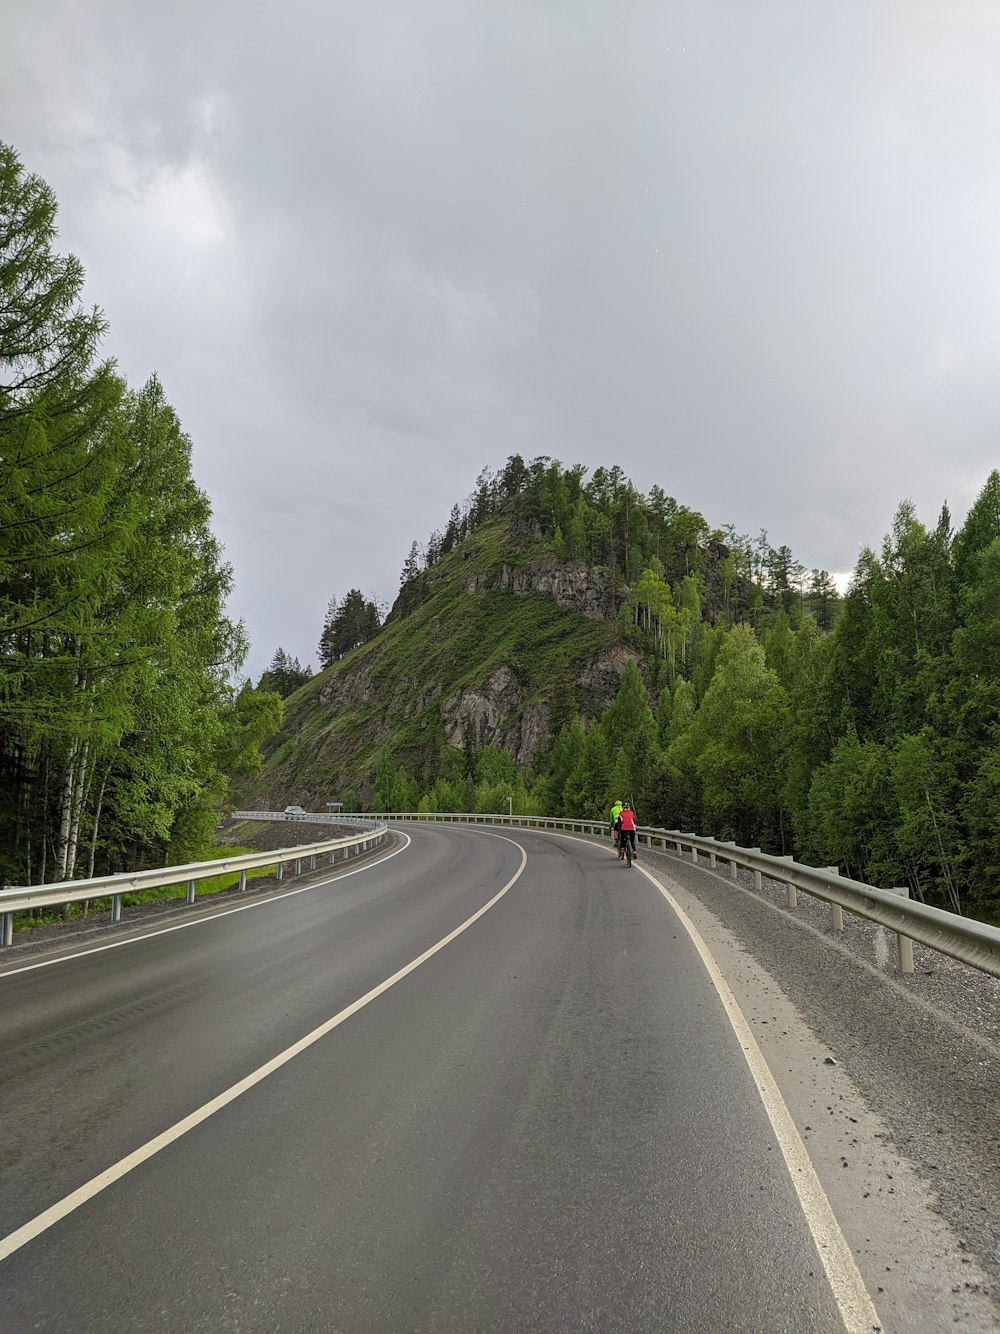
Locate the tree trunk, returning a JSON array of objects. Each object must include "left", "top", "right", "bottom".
[
  {"left": 87, "top": 761, "right": 112, "bottom": 880},
  {"left": 65, "top": 736, "right": 90, "bottom": 880},
  {"left": 54, "top": 735, "right": 78, "bottom": 882}
]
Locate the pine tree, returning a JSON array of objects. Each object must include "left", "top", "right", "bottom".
[
  {"left": 318, "top": 597, "right": 339, "bottom": 669},
  {"left": 259, "top": 648, "right": 311, "bottom": 698},
  {"left": 400, "top": 541, "right": 421, "bottom": 587}
]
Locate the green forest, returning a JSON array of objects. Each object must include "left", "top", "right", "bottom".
[
  {"left": 0, "top": 144, "right": 279, "bottom": 889},
  {"left": 336, "top": 454, "right": 1000, "bottom": 926}
]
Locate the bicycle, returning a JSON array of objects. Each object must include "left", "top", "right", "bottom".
[{"left": 616, "top": 827, "right": 634, "bottom": 868}]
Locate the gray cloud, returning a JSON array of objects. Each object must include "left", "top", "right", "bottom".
[{"left": 5, "top": 0, "right": 1000, "bottom": 677}]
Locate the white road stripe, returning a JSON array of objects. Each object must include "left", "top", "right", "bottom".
[
  {"left": 0, "top": 832, "right": 528, "bottom": 1259},
  {"left": 1, "top": 824, "right": 883, "bottom": 1334},
  {"left": 640, "top": 863, "right": 882, "bottom": 1334},
  {"left": 0, "top": 838, "right": 528, "bottom": 1264},
  {"left": 0, "top": 835, "right": 411, "bottom": 979}
]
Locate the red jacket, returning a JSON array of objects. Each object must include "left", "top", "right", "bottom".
[{"left": 618, "top": 808, "right": 636, "bottom": 832}]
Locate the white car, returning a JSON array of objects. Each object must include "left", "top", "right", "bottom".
[{"left": 284, "top": 804, "right": 305, "bottom": 815}]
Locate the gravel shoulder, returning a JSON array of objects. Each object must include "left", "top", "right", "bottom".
[{"left": 634, "top": 841, "right": 1000, "bottom": 1331}]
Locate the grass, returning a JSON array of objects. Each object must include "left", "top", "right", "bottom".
[
  {"left": 11, "top": 845, "right": 273, "bottom": 935},
  {"left": 147, "top": 846, "right": 276, "bottom": 903},
  {"left": 240, "top": 513, "right": 622, "bottom": 803}
]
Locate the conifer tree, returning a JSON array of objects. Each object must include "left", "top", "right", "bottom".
[{"left": 0, "top": 148, "right": 250, "bottom": 883}]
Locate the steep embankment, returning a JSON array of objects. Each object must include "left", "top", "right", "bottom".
[{"left": 239, "top": 516, "right": 638, "bottom": 808}]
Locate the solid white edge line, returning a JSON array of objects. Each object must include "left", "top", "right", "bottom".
[
  {"left": 0, "top": 835, "right": 412, "bottom": 979},
  {"left": 0, "top": 836, "right": 528, "bottom": 1265},
  {"left": 637, "top": 862, "right": 881, "bottom": 1334}
]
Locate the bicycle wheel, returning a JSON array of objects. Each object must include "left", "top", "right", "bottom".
[{"left": 625, "top": 838, "right": 632, "bottom": 868}]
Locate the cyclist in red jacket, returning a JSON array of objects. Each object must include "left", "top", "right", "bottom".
[{"left": 616, "top": 804, "right": 637, "bottom": 860}]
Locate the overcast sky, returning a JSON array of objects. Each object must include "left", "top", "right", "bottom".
[{"left": 5, "top": 2, "right": 1000, "bottom": 681}]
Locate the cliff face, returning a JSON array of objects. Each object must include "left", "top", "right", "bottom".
[
  {"left": 242, "top": 522, "right": 638, "bottom": 807},
  {"left": 441, "top": 638, "right": 638, "bottom": 768},
  {"left": 463, "top": 555, "right": 614, "bottom": 621}
]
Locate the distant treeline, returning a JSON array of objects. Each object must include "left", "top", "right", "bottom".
[
  {"left": 261, "top": 454, "right": 840, "bottom": 696},
  {"left": 400, "top": 454, "right": 840, "bottom": 631}
]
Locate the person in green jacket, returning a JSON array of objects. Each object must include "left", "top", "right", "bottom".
[{"left": 610, "top": 799, "right": 624, "bottom": 850}]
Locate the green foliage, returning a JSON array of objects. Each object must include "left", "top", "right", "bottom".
[
  {"left": 658, "top": 679, "right": 696, "bottom": 748},
  {"left": 475, "top": 744, "right": 515, "bottom": 788},
  {"left": 544, "top": 721, "right": 584, "bottom": 815},
  {"left": 804, "top": 731, "right": 896, "bottom": 882},
  {"left": 563, "top": 725, "right": 610, "bottom": 819},
  {"left": 599, "top": 660, "right": 657, "bottom": 810},
  {"left": 389, "top": 767, "right": 420, "bottom": 812},
  {"left": 318, "top": 590, "right": 381, "bottom": 667},
  {"left": 215, "top": 410, "right": 1000, "bottom": 919},
  {"left": 222, "top": 684, "right": 284, "bottom": 777},
  {"left": 258, "top": 648, "right": 311, "bottom": 698},
  {"left": 667, "top": 627, "right": 789, "bottom": 846},
  {"left": 0, "top": 146, "right": 249, "bottom": 885}
]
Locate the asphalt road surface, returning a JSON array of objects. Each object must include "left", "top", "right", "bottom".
[{"left": 0, "top": 824, "right": 933, "bottom": 1331}]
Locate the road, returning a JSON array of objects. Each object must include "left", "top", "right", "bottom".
[{"left": 0, "top": 824, "right": 981, "bottom": 1331}]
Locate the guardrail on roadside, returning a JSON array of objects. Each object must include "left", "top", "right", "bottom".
[
  {"left": 366, "top": 811, "right": 1000, "bottom": 981},
  {"left": 10, "top": 807, "right": 998, "bottom": 982},
  {"left": 0, "top": 815, "right": 386, "bottom": 947}
]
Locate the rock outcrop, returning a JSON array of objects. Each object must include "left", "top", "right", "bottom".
[
  {"left": 249, "top": 542, "right": 641, "bottom": 804},
  {"left": 464, "top": 555, "right": 614, "bottom": 620},
  {"left": 440, "top": 643, "right": 640, "bottom": 768}
]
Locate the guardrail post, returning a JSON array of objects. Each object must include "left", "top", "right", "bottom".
[
  {"left": 709, "top": 848, "right": 717, "bottom": 868},
  {"left": 276, "top": 860, "right": 283, "bottom": 881},
  {"left": 239, "top": 869, "right": 247, "bottom": 892},
  {"left": 690, "top": 844, "right": 698, "bottom": 865},
  {"left": 111, "top": 893, "right": 122, "bottom": 923},
  {"left": 719, "top": 841, "right": 739, "bottom": 879},
  {"left": 898, "top": 933, "right": 914, "bottom": 973},
  {"left": 888, "top": 886, "right": 915, "bottom": 973},
  {"left": 294, "top": 858, "right": 302, "bottom": 875},
  {"left": 826, "top": 868, "right": 843, "bottom": 929},
  {"left": 777, "top": 855, "right": 796, "bottom": 907},
  {"left": 2, "top": 912, "right": 12, "bottom": 946},
  {"left": 186, "top": 878, "right": 196, "bottom": 904}
]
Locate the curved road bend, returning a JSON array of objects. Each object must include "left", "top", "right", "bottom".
[{"left": 1, "top": 825, "right": 865, "bottom": 1332}]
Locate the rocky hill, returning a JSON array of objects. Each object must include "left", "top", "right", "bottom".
[{"left": 236, "top": 513, "right": 642, "bottom": 810}]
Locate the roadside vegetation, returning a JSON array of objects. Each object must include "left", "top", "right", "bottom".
[
  {"left": 0, "top": 144, "right": 279, "bottom": 892},
  {"left": 10, "top": 846, "right": 271, "bottom": 935}
]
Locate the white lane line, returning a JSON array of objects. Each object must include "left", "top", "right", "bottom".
[
  {"left": 0, "top": 838, "right": 528, "bottom": 1265},
  {"left": 639, "top": 864, "right": 881, "bottom": 1334},
  {"left": 0, "top": 835, "right": 411, "bottom": 979}
]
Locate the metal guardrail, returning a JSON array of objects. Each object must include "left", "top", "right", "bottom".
[
  {"left": 369, "top": 811, "right": 1000, "bottom": 981},
  {"left": 0, "top": 814, "right": 386, "bottom": 947},
  {"left": 8, "top": 807, "right": 998, "bottom": 981}
]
